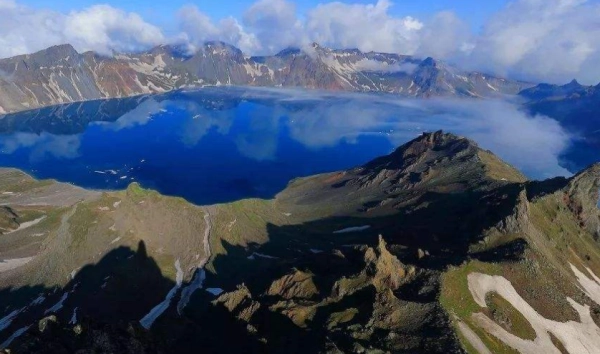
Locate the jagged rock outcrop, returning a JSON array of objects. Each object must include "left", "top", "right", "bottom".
[
  {"left": 267, "top": 270, "right": 319, "bottom": 300},
  {"left": 494, "top": 189, "right": 530, "bottom": 235},
  {"left": 0, "top": 206, "right": 19, "bottom": 234},
  {"left": 332, "top": 236, "right": 410, "bottom": 298},
  {"left": 213, "top": 284, "right": 261, "bottom": 323},
  {"left": 364, "top": 235, "right": 408, "bottom": 291}
]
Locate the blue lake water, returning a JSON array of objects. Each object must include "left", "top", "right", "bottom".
[{"left": 0, "top": 87, "right": 596, "bottom": 205}]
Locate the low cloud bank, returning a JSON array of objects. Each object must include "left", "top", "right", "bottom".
[{"left": 0, "top": 87, "right": 575, "bottom": 179}]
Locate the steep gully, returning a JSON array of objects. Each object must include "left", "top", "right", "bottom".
[{"left": 140, "top": 207, "right": 213, "bottom": 328}]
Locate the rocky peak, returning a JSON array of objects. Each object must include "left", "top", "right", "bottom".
[
  {"left": 32, "top": 44, "right": 79, "bottom": 63},
  {"left": 148, "top": 44, "right": 191, "bottom": 59},
  {"left": 520, "top": 79, "right": 591, "bottom": 100},
  {"left": 419, "top": 57, "right": 438, "bottom": 68},
  {"left": 203, "top": 41, "right": 244, "bottom": 57},
  {"left": 350, "top": 130, "right": 525, "bottom": 191},
  {"left": 275, "top": 47, "right": 302, "bottom": 57},
  {"left": 364, "top": 235, "right": 407, "bottom": 291},
  {"left": 363, "top": 131, "right": 473, "bottom": 171},
  {"left": 565, "top": 79, "right": 583, "bottom": 88},
  {"left": 412, "top": 58, "right": 443, "bottom": 93}
]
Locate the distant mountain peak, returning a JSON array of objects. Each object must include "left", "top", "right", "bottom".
[
  {"left": 45, "top": 43, "right": 77, "bottom": 53},
  {"left": 419, "top": 57, "right": 438, "bottom": 67},
  {"left": 148, "top": 43, "right": 191, "bottom": 59},
  {"left": 33, "top": 43, "right": 79, "bottom": 59},
  {"left": 275, "top": 47, "right": 302, "bottom": 57}
]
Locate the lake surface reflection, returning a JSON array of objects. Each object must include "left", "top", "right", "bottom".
[{"left": 0, "top": 87, "right": 591, "bottom": 204}]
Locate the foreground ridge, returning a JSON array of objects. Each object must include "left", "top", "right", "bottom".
[{"left": 0, "top": 131, "right": 598, "bottom": 353}]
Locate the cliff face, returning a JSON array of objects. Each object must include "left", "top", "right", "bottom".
[{"left": 0, "top": 43, "right": 531, "bottom": 113}]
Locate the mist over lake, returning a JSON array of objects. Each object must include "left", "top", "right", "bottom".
[{"left": 0, "top": 86, "right": 589, "bottom": 204}]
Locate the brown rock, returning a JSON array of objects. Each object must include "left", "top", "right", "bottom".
[
  {"left": 364, "top": 235, "right": 407, "bottom": 291},
  {"left": 267, "top": 269, "right": 319, "bottom": 300},
  {"left": 213, "top": 284, "right": 261, "bottom": 323}
]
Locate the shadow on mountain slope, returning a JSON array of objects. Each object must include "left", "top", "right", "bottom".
[
  {"left": 220, "top": 185, "right": 527, "bottom": 275},
  {"left": 0, "top": 241, "right": 174, "bottom": 352},
  {"left": 204, "top": 231, "right": 464, "bottom": 353}
]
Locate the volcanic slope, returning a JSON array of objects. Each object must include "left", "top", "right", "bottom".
[{"left": 0, "top": 132, "right": 599, "bottom": 354}]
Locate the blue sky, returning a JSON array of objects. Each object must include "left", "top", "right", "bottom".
[
  {"left": 20, "top": 0, "right": 508, "bottom": 34},
  {"left": 4, "top": 0, "right": 600, "bottom": 84}
]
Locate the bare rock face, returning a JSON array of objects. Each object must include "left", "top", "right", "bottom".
[
  {"left": 333, "top": 236, "right": 409, "bottom": 297},
  {"left": 565, "top": 163, "right": 600, "bottom": 238},
  {"left": 494, "top": 189, "right": 530, "bottom": 235},
  {"left": 213, "top": 284, "right": 261, "bottom": 323},
  {"left": 0, "top": 206, "right": 19, "bottom": 234},
  {"left": 267, "top": 270, "right": 319, "bottom": 300},
  {"left": 0, "top": 43, "right": 530, "bottom": 114},
  {"left": 347, "top": 131, "right": 523, "bottom": 193},
  {"left": 364, "top": 235, "right": 407, "bottom": 292}
]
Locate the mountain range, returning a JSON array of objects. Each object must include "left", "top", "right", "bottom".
[
  {"left": 0, "top": 131, "right": 599, "bottom": 353},
  {"left": 0, "top": 42, "right": 533, "bottom": 114}
]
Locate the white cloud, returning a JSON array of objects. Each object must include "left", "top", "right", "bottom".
[
  {"left": 460, "top": 0, "right": 600, "bottom": 84},
  {"left": 93, "top": 98, "right": 165, "bottom": 131},
  {"left": 0, "top": 2, "right": 164, "bottom": 57},
  {"left": 64, "top": 5, "right": 165, "bottom": 55},
  {"left": 305, "top": 0, "right": 423, "bottom": 54},
  {"left": 243, "top": 0, "right": 305, "bottom": 54},
  {"left": 234, "top": 0, "right": 600, "bottom": 84},
  {"left": 0, "top": 0, "right": 599, "bottom": 84},
  {"left": 422, "top": 99, "right": 573, "bottom": 178},
  {"left": 246, "top": 88, "right": 573, "bottom": 178},
  {"left": 177, "top": 5, "right": 260, "bottom": 54},
  {"left": 0, "top": 4, "right": 65, "bottom": 57},
  {"left": 174, "top": 0, "right": 600, "bottom": 84},
  {"left": 0, "top": 132, "right": 81, "bottom": 161},
  {"left": 415, "top": 11, "right": 471, "bottom": 60}
]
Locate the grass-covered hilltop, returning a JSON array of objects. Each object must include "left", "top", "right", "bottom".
[{"left": 0, "top": 131, "right": 599, "bottom": 353}]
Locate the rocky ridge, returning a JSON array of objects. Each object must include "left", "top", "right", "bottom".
[
  {"left": 0, "top": 132, "right": 598, "bottom": 353},
  {"left": 0, "top": 42, "right": 531, "bottom": 113}
]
